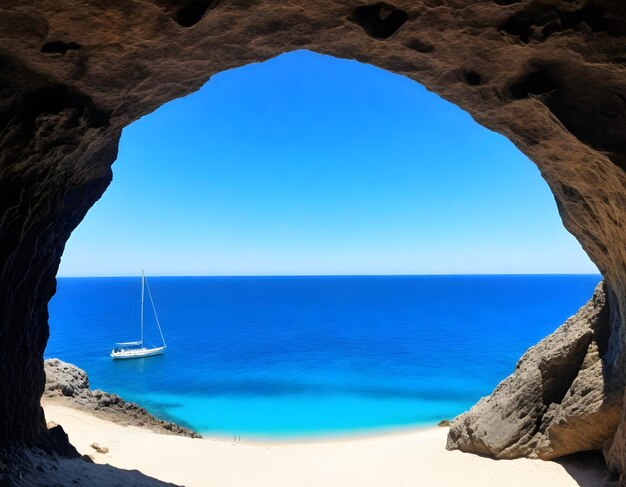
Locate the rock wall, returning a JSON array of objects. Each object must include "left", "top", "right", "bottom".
[{"left": 0, "top": 0, "right": 625, "bottom": 480}]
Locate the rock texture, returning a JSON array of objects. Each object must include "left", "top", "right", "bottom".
[
  {"left": 44, "top": 359, "right": 201, "bottom": 438},
  {"left": 0, "top": 0, "right": 625, "bottom": 481},
  {"left": 448, "top": 281, "right": 624, "bottom": 460}
]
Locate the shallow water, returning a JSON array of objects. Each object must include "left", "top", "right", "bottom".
[{"left": 47, "top": 274, "right": 600, "bottom": 437}]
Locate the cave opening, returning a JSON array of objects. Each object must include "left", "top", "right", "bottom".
[{"left": 46, "top": 50, "right": 600, "bottom": 438}]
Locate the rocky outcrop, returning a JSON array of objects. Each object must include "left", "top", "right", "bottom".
[
  {"left": 45, "top": 359, "right": 90, "bottom": 398},
  {"left": 0, "top": 0, "right": 625, "bottom": 481},
  {"left": 448, "top": 282, "right": 625, "bottom": 460},
  {"left": 44, "top": 359, "right": 201, "bottom": 439}
]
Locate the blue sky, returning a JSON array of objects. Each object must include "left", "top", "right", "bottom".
[{"left": 58, "top": 50, "right": 597, "bottom": 277}]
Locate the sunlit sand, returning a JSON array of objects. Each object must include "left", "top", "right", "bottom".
[{"left": 43, "top": 400, "right": 608, "bottom": 487}]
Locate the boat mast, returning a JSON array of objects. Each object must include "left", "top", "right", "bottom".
[{"left": 140, "top": 269, "right": 145, "bottom": 345}]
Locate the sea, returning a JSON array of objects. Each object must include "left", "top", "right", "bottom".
[{"left": 46, "top": 274, "right": 600, "bottom": 438}]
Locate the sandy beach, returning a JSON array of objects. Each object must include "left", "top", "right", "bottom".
[{"left": 42, "top": 400, "right": 610, "bottom": 487}]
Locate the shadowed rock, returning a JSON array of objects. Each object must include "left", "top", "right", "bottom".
[{"left": 0, "top": 446, "right": 181, "bottom": 486}]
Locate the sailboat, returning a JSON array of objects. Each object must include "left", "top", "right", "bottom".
[{"left": 110, "top": 270, "right": 167, "bottom": 359}]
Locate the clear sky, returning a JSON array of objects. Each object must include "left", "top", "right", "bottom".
[{"left": 58, "top": 50, "right": 597, "bottom": 277}]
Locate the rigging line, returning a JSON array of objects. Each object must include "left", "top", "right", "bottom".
[
  {"left": 123, "top": 293, "right": 137, "bottom": 342},
  {"left": 145, "top": 278, "right": 167, "bottom": 348}
]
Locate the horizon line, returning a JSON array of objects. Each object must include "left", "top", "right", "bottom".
[{"left": 56, "top": 272, "right": 602, "bottom": 279}]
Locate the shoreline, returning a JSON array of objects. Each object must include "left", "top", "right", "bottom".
[
  {"left": 41, "top": 397, "right": 437, "bottom": 446},
  {"left": 41, "top": 392, "right": 440, "bottom": 447}
]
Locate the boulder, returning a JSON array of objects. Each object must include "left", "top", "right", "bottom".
[{"left": 447, "top": 282, "right": 624, "bottom": 459}]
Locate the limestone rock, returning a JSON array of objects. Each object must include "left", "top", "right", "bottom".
[{"left": 447, "top": 282, "right": 624, "bottom": 459}]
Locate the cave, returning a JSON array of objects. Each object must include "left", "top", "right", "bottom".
[{"left": 1, "top": 0, "right": 626, "bottom": 482}]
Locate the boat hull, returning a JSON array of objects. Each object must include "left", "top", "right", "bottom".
[{"left": 110, "top": 346, "right": 166, "bottom": 360}]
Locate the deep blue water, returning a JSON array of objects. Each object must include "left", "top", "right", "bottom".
[{"left": 46, "top": 275, "right": 600, "bottom": 438}]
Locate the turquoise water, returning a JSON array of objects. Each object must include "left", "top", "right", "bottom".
[{"left": 46, "top": 275, "right": 600, "bottom": 437}]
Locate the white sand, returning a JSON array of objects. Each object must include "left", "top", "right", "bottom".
[{"left": 43, "top": 401, "right": 608, "bottom": 487}]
